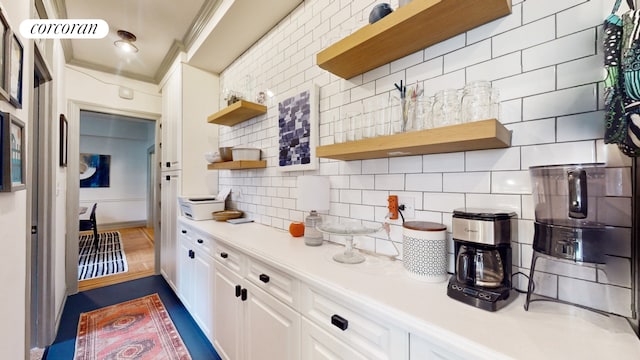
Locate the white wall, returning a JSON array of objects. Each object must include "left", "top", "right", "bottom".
[
  {"left": 79, "top": 114, "right": 155, "bottom": 225},
  {"left": 0, "top": 0, "right": 32, "bottom": 358},
  {"left": 218, "top": 0, "right": 635, "bottom": 319}
]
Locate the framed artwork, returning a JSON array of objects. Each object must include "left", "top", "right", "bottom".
[
  {"left": 59, "top": 114, "right": 68, "bottom": 167},
  {"left": 8, "top": 32, "right": 22, "bottom": 108},
  {"left": 0, "top": 112, "right": 25, "bottom": 191},
  {"left": 0, "top": 11, "right": 9, "bottom": 102},
  {"left": 277, "top": 84, "right": 319, "bottom": 172},
  {"left": 80, "top": 153, "right": 111, "bottom": 188}
]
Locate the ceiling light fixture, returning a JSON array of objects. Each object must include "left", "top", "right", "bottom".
[{"left": 114, "top": 29, "right": 139, "bottom": 53}]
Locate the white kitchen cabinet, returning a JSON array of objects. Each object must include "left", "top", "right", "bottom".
[
  {"left": 159, "top": 56, "right": 219, "bottom": 290},
  {"left": 300, "top": 283, "right": 408, "bottom": 360},
  {"left": 160, "top": 171, "right": 180, "bottom": 290},
  {"left": 409, "top": 333, "right": 477, "bottom": 360},
  {"left": 301, "top": 317, "right": 369, "bottom": 360},
  {"left": 213, "top": 249, "right": 301, "bottom": 360},
  {"left": 177, "top": 221, "right": 215, "bottom": 342}
]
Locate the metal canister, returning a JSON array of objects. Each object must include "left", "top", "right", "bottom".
[{"left": 402, "top": 221, "right": 447, "bottom": 282}]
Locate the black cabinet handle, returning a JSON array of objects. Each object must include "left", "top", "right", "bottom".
[
  {"left": 165, "top": 175, "right": 170, "bottom": 181},
  {"left": 235, "top": 285, "right": 241, "bottom": 297},
  {"left": 197, "top": 239, "right": 204, "bottom": 244},
  {"left": 259, "top": 274, "right": 270, "bottom": 283},
  {"left": 166, "top": 161, "right": 171, "bottom": 167},
  {"left": 331, "top": 315, "right": 349, "bottom": 331},
  {"left": 241, "top": 288, "right": 248, "bottom": 301},
  {"left": 220, "top": 252, "right": 228, "bottom": 259},
  {"left": 188, "top": 250, "right": 195, "bottom": 259},
  {"left": 181, "top": 230, "right": 187, "bottom": 234}
]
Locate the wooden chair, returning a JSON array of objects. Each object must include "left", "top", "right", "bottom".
[{"left": 79, "top": 203, "right": 98, "bottom": 249}]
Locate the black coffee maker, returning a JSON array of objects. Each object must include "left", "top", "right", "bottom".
[{"left": 447, "top": 208, "right": 517, "bottom": 311}]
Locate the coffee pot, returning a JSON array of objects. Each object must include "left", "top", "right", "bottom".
[{"left": 456, "top": 246, "right": 505, "bottom": 288}]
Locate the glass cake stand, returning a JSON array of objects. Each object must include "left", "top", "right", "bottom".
[{"left": 317, "top": 223, "right": 382, "bottom": 264}]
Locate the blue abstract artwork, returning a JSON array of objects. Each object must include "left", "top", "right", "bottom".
[
  {"left": 279, "top": 90, "right": 311, "bottom": 167},
  {"left": 80, "top": 153, "right": 110, "bottom": 188}
]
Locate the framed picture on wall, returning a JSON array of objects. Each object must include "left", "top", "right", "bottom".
[
  {"left": 80, "top": 153, "right": 111, "bottom": 188},
  {"left": 277, "top": 84, "right": 319, "bottom": 172},
  {"left": 8, "top": 32, "right": 22, "bottom": 108},
  {"left": 59, "top": 114, "right": 68, "bottom": 167},
  {"left": 0, "top": 112, "right": 26, "bottom": 191},
  {"left": 0, "top": 11, "right": 10, "bottom": 102}
]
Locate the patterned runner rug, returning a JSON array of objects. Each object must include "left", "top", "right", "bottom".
[
  {"left": 74, "top": 293, "right": 192, "bottom": 360},
  {"left": 78, "top": 231, "right": 128, "bottom": 281}
]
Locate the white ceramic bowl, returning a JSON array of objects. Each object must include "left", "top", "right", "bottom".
[
  {"left": 232, "top": 148, "right": 260, "bottom": 161},
  {"left": 204, "top": 152, "right": 221, "bottom": 163}
]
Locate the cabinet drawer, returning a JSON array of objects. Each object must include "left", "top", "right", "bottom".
[
  {"left": 178, "top": 222, "right": 215, "bottom": 257},
  {"left": 301, "top": 285, "right": 408, "bottom": 360},
  {"left": 214, "top": 242, "right": 246, "bottom": 275},
  {"left": 247, "top": 257, "right": 299, "bottom": 310}
]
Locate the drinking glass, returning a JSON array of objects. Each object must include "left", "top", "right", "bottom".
[
  {"left": 375, "top": 96, "right": 390, "bottom": 137},
  {"left": 461, "top": 81, "right": 491, "bottom": 123},
  {"left": 334, "top": 114, "right": 344, "bottom": 143},
  {"left": 432, "top": 89, "right": 460, "bottom": 127}
]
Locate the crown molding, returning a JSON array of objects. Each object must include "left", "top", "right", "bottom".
[
  {"left": 153, "top": 39, "right": 185, "bottom": 84},
  {"left": 67, "top": 58, "right": 156, "bottom": 83},
  {"left": 182, "top": 0, "right": 222, "bottom": 50}
]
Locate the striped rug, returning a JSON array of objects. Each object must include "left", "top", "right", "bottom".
[{"left": 78, "top": 231, "right": 128, "bottom": 281}]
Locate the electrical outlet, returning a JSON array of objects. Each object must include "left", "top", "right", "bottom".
[{"left": 398, "top": 196, "right": 415, "bottom": 219}]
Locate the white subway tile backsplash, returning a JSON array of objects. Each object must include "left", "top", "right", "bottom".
[
  {"left": 499, "top": 99, "right": 523, "bottom": 124},
  {"left": 220, "top": 0, "right": 635, "bottom": 319},
  {"left": 467, "top": 52, "right": 522, "bottom": 83},
  {"left": 523, "top": 30, "right": 596, "bottom": 72},
  {"left": 507, "top": 118, "right": 555, "bottom": 146},
  {"left": 422, "top": 70, "right": 466, "bottom": 97},
  {"left": 375, "top": 174, "right": 405, "bottom": 190},
  {"left": 442, "top": 172, "right": 490, "bottom": 193},
  {"left": 350, "top": 204, "right": 375, "bottom": 221},
  {"left": 340, "top": 189, "right": 362, "bottom": 204},
  {"left": 491, "top": 170, "right": 531, "bottom": 194},
  {"left": 389, "top": 156, "right": 422, "bottom": 174},
  {"left": 423, "top": 193, "right": 465, "bottom": 213},
  {"left": 406, "top": 173, "right": 442, "bottom": 192},
  {"left": 493, "top": 16, "right": 556, "bottom": 57},
  {"left": 557, "top": 55, "right": 603, "bottom": 89},
  {"left": 424, "top": 33, "right": 466, "bottom": 61},
  {"left": 522, "top": 0, "right": 583, "bottom": 24},
  {"left": 467, "top": 4, "right": 523, "bottom": 44},
  {"left": 493, "top": 67, "right": 556, "bottom": 102},
  {"left": 522, "top": 141, "right": 596, "bottom": 168},
  {"left": 557, "top": 111, "right": 604, "bottom": 142},
  {"left": 557, "top": 0, "right": 606, "bottom": 36},
  {"left": 465, "top": 194, "right": 522, "bottom": 216},
  {"left": 362, "top": 158, "right": 389, "bottom": 174},
  {"left": 523, "top": 85, "right": 598, "bottom": 121},
  {"left": 423, "top": 153, "right": 465, "bottom": 172},
  {"left": 465, "top": 147, "right": 521, "bottom": 171},
  {"left": 406, "top": 58, "right": 444, "bottom": 85},
  {"left": 444, "top": 40, "right": 491, "bottom": 73},
  {"left": 349, "top": 175, "right": 374, "bottom": 190}
]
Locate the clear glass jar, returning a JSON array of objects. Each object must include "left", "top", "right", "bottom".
[
  {"left": 461, "top": 81, "right": 491, "bottom": 123},
  {"left": 411, "top": 96, "right": 433, "bottom": 130},
  {"left": 432, "top": 89, "right": 460, "bottom": 127}
]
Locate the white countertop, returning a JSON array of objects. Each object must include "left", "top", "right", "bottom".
[{"left": 183, "top": 218, "right": 640, "bottom": 360}]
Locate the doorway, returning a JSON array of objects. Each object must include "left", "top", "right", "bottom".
[
  {"left": 66, "top": 103, "right": 160, "bottom": 294},
  {"left": 30, "top": 46, "right": 53, "bottom": 348}
]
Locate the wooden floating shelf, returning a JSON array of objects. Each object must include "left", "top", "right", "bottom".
[
  {"left": 207, "top": 160, "right": 267, "bottom": 170},
  {"left": 317, "top": 0, "right": 512, "bottom": 79},
  {"left": 316, "top": 119, "right": 511, "bottom": 161},
  {"left": 207, "top": 100, "right": 267, "bottom": 126}
]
